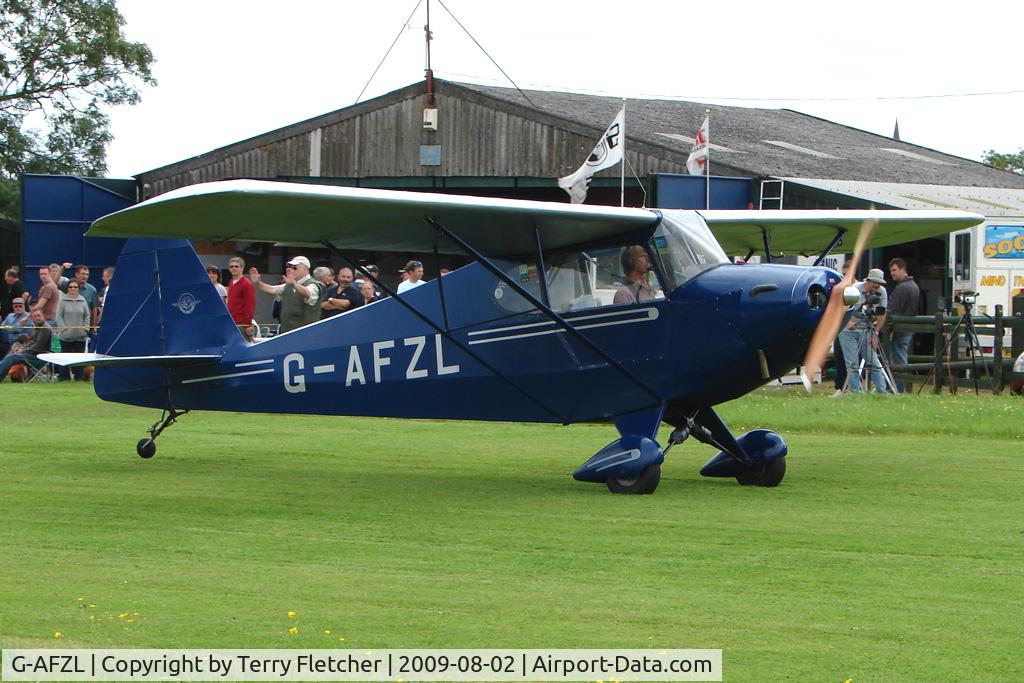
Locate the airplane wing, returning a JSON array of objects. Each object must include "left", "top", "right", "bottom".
[
  {"left": 88, "top": 180, "right": 659, "bottom": 257},
  {"left": 697, "top": 209, "right": 983, "bottom": 258}
]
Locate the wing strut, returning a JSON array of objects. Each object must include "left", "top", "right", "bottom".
[
  {"left": 321, "top": 241, "right": 565, "bottom": 423},
  {"left": 427, "top": 217, "right": 665, "bottom": 407},
  {"left": 812, "top": 228, "right": 847, "bottom": 267}
]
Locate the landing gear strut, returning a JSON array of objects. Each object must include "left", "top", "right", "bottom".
[
  {"left": 136, "top": 407, "right": 188, "bottom": 458},
  {"left": 666, "top": 404, "right": 788, "bottom": 487}
]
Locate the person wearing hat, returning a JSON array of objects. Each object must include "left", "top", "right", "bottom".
[
  {"left": 1, "top": 297, "right": 32, "bottom": 357},
  {"left": 248, "top": 256, "right": 321, "bottom": 334},
  {"left": 837, "top": 267, "right": 889, "bottom": 393},
  {"left": 397, "top": 260, "right": 425, "bottom": 294}
]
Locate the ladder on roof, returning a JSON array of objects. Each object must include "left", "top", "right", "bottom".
[{"left": 759, "top": 179, "right": 785, "bottom": 209}]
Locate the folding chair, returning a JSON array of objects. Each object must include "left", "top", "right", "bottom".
[
  {"left": 23, "top": 354, "right": 57, "bottom": 383},
  {"left": 23, "top": 336, "right": 61, "bottom": 383}
]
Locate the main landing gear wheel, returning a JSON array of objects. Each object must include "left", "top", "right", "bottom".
[
  {"left": 736, "top": 456, "right": 786, "bottom": 487},
  {"left": 136, "top": 438, "right": 156, "bottom": 459},
  {"left": 606, "top": 464, "right": 661, "bottom": 494}
]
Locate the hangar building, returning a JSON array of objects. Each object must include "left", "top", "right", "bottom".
[{"left": 17, "top": 78, "right": 1024, "bottom": 320}]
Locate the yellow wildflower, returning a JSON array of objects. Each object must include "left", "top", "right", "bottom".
[
  {"left": 54, "top": 631, "right": 62, "bottom": 639},
  {"left": 289, "top": 627, "right": 298, "bottom": 636},
  {"left": 287, "top": 611, "right": 297, "bottom": 619}
]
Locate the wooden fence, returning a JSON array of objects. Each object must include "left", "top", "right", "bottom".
[{"left": 883, "top": 306, "right": 1024, "bottom": 394}]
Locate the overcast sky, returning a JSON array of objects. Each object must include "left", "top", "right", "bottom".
[{"left": 104, "top": 0, "right": 1023, "bottom": 178}]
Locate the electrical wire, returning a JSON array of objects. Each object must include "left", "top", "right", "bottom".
[
  {"left": 354, "top": 0, "right": 424, "bottom": 105},
  {"left": 434, "top": 0, "right": 535, "bottom": 108}
]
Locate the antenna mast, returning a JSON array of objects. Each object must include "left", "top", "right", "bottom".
[{"left": 424, "top": 0, "right": 435, "bottom": 107}]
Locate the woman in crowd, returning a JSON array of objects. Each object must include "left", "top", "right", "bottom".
[
  {"left": 356, "top": 281, "right": 378, "bottom": 308},
  {"left": 56, "top": 281, "right": 91, "bottom": 380}
]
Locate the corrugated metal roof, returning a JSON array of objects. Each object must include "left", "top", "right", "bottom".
[{"left": 781, "top": 178, "right": 1024, "bottom": 217}]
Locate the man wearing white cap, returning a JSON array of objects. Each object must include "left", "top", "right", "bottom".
[
  {"left": 248, "top": 256, "right": 321, "bottom": 334},
  {"left": 837, "top": 267, "right": 889, "bottom": 393}
]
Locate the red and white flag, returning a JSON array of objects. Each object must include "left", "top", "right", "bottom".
[{"left": 686, "top": 113, "right": 709, "bottom": 176}]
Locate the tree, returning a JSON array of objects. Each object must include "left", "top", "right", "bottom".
[
  {"left": 0, "top": 0, "right": 155, "bottom": 219},
  {"left": 982, "top": 148, "right": 1024, "bottom": 175}
]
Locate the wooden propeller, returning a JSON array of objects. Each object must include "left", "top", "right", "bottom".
[{"left": 800, "top": 217, "right": 877, "bottom": 392}]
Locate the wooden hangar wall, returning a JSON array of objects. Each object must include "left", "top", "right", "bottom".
[{"left": 136, "top": 80, "right": 691, "bottom": 200}]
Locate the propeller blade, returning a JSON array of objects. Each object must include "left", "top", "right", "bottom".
[{"left": 800, "top": 217, "right": 877, "bottom": 392}]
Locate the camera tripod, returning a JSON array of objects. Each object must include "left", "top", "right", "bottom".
[
  {"left": 840, "top": 322, "right": 899, "bottom": 394},
  {"left": 921, "top": 301, "right": 994, "bottom": 395}
]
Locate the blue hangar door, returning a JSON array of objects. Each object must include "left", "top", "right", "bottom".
[{"left": 20, "top": 174, "right": 135, "bottom": 295}]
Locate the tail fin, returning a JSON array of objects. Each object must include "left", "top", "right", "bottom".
[{"left": 98, "top": 238, "right": 244, "bottom": 357}]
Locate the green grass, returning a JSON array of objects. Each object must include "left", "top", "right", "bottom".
[{"left": 1, "top": 384, "right": 1022, "bottom": 680}]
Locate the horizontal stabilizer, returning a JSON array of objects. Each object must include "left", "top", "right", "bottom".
[{"left": 38, "top": 352, "right": 221, "bottom": 368}]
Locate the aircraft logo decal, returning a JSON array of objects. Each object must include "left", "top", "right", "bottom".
[{"left": 172, "top": 293, "right": 200, "bottom": 314}]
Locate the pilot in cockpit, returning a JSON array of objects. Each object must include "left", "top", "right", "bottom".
[{"left": 613, "top": 245, "right": 656, "bottom": 305}]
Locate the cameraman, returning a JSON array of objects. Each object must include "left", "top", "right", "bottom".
[{"left": 838, "top": 268, "right": 888, "bottom": 393}]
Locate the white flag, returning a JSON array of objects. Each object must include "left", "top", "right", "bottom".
[
  {"left": 687, "top": 114, "right": 709, "bottom": 176},
  {"left": 558, "top": 107, "right": 625, "bottom": 204}
]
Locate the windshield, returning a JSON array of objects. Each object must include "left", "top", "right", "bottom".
[{"left": 651, "top": 211, "right": 729, "bottom": 291}]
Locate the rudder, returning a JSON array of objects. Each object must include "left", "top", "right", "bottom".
[{"left": 98, "top": 238, "right": 244, "bottom": 357}]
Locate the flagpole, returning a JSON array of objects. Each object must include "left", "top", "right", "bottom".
[
  {"left": 620, "top": 98, "right": 627, "bottom": 207},
  {"left": 704, "top": 108, "right": 711, "bottom": 210}
]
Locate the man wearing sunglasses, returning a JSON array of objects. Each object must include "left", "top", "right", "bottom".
[
  {"left": 1, "top": 297, "right": 31, "bottom": 358},
  {"left": 249, "top": 256, "right": 320, "bottom": 334}
]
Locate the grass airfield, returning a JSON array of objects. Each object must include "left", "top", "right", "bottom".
[{"left": 1, "top": 383, "right": 1022, "bottom": 681}]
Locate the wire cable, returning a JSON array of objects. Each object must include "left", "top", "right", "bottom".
[
  {"left": 354, "top": 0, "right": 424, "bottom": 105},
  {"left": 434, "top": 0, "right": 535, "bottom": 108}
]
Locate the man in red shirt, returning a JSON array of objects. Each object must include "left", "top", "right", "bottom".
[{"left": 226, "top": 256, "right": 255, "bottom": 340}]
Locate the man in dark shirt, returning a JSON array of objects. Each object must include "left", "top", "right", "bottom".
[
  {"left": 0, "top": 309, "right": 53, "bottom": 381},
  {"left": 320, "top": 266, "right": 359, "bottom": 318},
  {"left": 887, "top": 258, "right": 921, "bottom": 391},
  {"left": 4, "top": 269, "right": 29, "bottom": 316}
]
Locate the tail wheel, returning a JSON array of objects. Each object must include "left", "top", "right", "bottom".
[
  {"left": 136, "top": 438, "right": 156, "bottom": 459},
  {"left": 736, "top": 456, "right": 786, "bottom": 487},
  {"left": 606, "top": 464, "right": 661, "bottom": 494}
]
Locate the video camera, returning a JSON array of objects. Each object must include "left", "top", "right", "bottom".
[
  {"left": 860, "top": 293, "right": 884, "bottom": 318},
  {"left": 954, "top": 290, "right": 978, "bottom": 306}
]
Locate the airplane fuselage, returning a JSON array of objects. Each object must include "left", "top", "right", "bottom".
[{"left": 96, "top": 260, "right": 837, "bottom": 423}]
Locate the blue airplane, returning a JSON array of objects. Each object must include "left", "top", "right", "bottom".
[{"left": 43, "top": 181, "right": 982, "bottom": 494}]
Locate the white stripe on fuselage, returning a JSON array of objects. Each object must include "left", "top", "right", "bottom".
[
  {"left": 181, "top": 368, "right": 275, "bottom": 384},
  {"left": 467, "top": 307, "right": 658, "bottom": 346}
]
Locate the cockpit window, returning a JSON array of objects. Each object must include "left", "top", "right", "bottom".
[
  {"left": 490, "top": 212, "right": 727, "bottom": 314},
  {"left": 651, "top": 211, "right": 729, "bottom": 291},
  {"left": 492, "top": 243, "right": 665, "bottom": 314}
]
